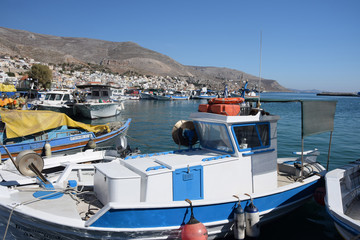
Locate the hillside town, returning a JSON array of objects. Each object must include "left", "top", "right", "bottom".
[{"left": 0, "top": 55, "right": 201, "bottom": 92}]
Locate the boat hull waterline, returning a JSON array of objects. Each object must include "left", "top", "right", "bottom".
[{"left": 0, "top": 176, "right": 321, "bottom": 239}]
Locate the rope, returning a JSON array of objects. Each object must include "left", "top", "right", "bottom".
[
  {"left": 125, "top": 134, "right": 151, "bottom": 148},
  {"left": 3, "top": 203, "right": 20, "bottom": 240}
]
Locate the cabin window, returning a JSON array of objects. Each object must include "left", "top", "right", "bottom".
[
  {"left": 101, "top": 91, "right": 109, "bottom": 97},
  {"left": 55, "top": 94, "right": 62, "bottom": 100},
  {"left": 92, "top": 91, "right": 100, "bottom": 97},
  {"left": 194, "top": 121, "right": 234, "bottom": 153},
  {"left": 47, "top": 94, "right": 57, "bottom": 100},
  {"left": 232, "top": 123, "right": 270, "bottom": 151},
  {"left": 63, "top": 94, "right": 70, "bottom": 101}
]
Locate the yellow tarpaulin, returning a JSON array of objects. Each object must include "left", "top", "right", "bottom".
[{"left": 0, "top": 109, "right": 110, "bottom": 139}]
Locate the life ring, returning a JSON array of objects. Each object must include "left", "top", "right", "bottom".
[
  {"left": 172, "top": 120, "right": 198, "bottom": 147},
  {"left": 208, "top": 97, "right": 245, "bottom": 104}
]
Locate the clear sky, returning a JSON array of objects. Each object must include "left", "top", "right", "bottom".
[{"left": 1, "top": 0, "right": 359, "bottom": 92}]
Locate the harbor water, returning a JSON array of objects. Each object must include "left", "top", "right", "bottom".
[{"left": 2, "top": 92, "right": 359, "bottom": 239}]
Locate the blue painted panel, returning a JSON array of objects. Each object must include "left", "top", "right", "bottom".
[
  {"left": 173, "top": 165, "right": 203, "bottom": 201},
  {"left": 90, "top": 179, "right": 320, "bottom": 228}
]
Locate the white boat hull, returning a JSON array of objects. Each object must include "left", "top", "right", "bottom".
[
  {"left": 325, "top": 159, "right": 360, "bottom": 240},
  {"left": 0, "top": 171, "right": 322, "bottom": 240},
  {"left": 74, "top": 102, "right": 120, "bottom": 119}
]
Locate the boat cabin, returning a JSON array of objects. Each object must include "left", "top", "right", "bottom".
[
  {"left": 76, "top": 84, "right": 112, "bottom": 102},
  {"left": 42, "top": 90, "right": 73, "bottom": 105},
  {"left": 90, "top": 104, "right": 280, "bottom": 205}
]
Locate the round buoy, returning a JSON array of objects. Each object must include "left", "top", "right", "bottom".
[
  {"left": 84, "top": 139, "right": 96, "bottom": 150},
  {"left": 172, "top": 120, "right": 198, "bottom": 147},
  {"left": 244, "top": 193, "right": 260, "bottom": 238},
  {"left": 313, "top": 187, "right": 326, "bottom": 206},
  {"left": 15, "top": 150, "right": 44, "bottom": 177},
  {"left": 181, "top": 199, "right": 208, "bottom": 240},
  {"left": 116, "top": 135, "right": 128, "bottom": 153}
]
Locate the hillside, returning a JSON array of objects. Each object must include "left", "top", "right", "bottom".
[{"left": 0, "top": 27, "right": 289, "bottom": 91}]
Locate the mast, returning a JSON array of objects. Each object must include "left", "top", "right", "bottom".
[{"left": 257, "top": 31, "right": 262, "bottom": 107}]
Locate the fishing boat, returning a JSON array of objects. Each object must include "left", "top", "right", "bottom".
[
  {"left": 170, "top": 91, "right": 190, "bottom": 100},
  {"left": 325, "top": 159, "right": 360, "bottom": 239},
  {"left": 0, "top": 98, "right": 336, "bottom": 239},
  {"left": 32, "top": 89, "right": 75, "bottom": 117},
  {"left": 192, "top": 87, "right": 218, "bottom": 99},
  {"left": 0, "top": 109, "right": 131, "bottom": 161},
  {"left": 74, "top": 84, "right": 122, "bottom": 119},
  {"left": 152, "top": 91, "right": 172, "bottom": 101},
  {"left": 231, "top": 80, "right": 259, "bottom": 101}
]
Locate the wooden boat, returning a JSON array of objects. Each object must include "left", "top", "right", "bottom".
[
  {"left": 0, "top": 98, "right": 336, "bottom": 239},
  {"left": 325, "top": 159, "right": 360, "bottom": 239},
  {"left": 0, "top": 109, "right": 131, "bottom": 161}
]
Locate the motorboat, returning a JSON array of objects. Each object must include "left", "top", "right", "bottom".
[
  {"left": 32, "top": 89, "right": 75, "bottom": 116},
  {"left": 0, "top": 98, "right": 336, "bottom": 239},
  {"left": 170, "top": 91, "right": 190, "bottom": 100},
  {"left": 192, "top": 87, "right": 217, "bottom": 99},
  {"left": 325, "top": 159, "right": 360, "bottom": 239},
  {"left": 0, "top": 109, "right": 131, "bottom": 161},
  {"left": 74, "top": 84, "right": 122, "bottom": 119}
]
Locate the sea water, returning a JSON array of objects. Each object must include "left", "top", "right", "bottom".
[{"left": 2, "top": 92, "right": 359, "bottom": 239}]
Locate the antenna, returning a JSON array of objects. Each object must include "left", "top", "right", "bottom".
[{"left": 257, "top": 31, "right": 262, "bottom": 107}]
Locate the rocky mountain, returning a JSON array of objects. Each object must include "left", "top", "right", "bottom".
[{"left": 0, "top": 27, "right": 289, "bottom": 91}]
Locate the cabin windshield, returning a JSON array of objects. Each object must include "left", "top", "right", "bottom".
[
  {"left": 231, "top": 122, "right": 270, "bottom": 151},
  {"left": 194, "top": 121, "right": 234, "bottom": 153}
]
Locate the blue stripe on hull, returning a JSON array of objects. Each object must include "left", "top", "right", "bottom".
[
  {"left": 326, "top": 208, "right": 360, "bottom": 237},
  {"left": 91, "top": 178, "right": 319, "bottom": 228},
  {"left": 0, "top": 119, "right": 131, "bottom": 159}
]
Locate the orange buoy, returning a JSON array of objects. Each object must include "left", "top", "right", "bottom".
[
  {"left": 181, "top": 199, "right": 208, "bottom": 240},
  {"left": 313, "top": 187, "right": 326, "bottom": 206},
  {"left": 208, "top": 97, "right": 245, "bottom": 105}
]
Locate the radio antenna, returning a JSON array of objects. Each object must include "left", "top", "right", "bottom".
[{"left": 257, "top": 31, "right": 262, "bottom": 107}]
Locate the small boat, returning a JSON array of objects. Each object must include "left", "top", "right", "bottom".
[
  {"left": 231, "top": 80, "right": 259, "bottom": 101},
  {"left": 32, "top": 89, "right": 75, "bottom": 116},
  {"left": 152, "top": 91, "right": 172, "bottom": 101},
  {"left": 192, "top": 87, "right": 217, "bottom": 99},
  {"left": 74, "top": 84, "right": 122, "bottom": 119},
  {"left": 139, "top": 91, "right": 154, "bottom": 100},
  {"left": 0, "top": 98, "right": 336, "bottom": 239},
  {"left": 170, "top": 91, "right": 190, "bottom": 100},
  {"left": 0, "top": 109, "right": 131, "bottom": 161},
  {"left": 325, "top": 159, "right": 360, "bottom": 239}
]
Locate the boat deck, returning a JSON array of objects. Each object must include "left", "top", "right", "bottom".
[
  {"left": 277, "top": 172, "right": 296, "bottom": 187},
  {"left": 346, "top": 197, "right": 360, "bottom": 220}
]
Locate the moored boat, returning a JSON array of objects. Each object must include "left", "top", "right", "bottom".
[
  {"left": 0, "top": 98, "right": 336, "bottom": 239},
  {"left": 0, "top": 109, "right": 131, "bottom": 161},
  {"left": 74, "top": 84, "right": 122, "bottom": 119},
  {"left": 325, "top": 159, "right": 360, "bottom": 239},
  {"left": 32, "top": 89, "right": 75, "bottom": 116},
  {"left": 170, "top": 91, "right": 190, "bottom": 100}
]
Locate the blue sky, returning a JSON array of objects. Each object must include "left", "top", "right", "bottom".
[{"left": 2, "top": 0, "right": 359, "bottom": 92}]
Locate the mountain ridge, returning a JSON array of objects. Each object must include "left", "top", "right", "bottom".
[{"left": 0, "top": 27, "right": 289, "bottom": 91}]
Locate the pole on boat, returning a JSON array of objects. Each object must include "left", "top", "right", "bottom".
[
  {"left": 257, "top": 30, "right": 262, "bottom": 108},
  {"left": 326, "top": 131, "right": 333, "bottom": 171},
  {"left": 301, "top": 137, "right": 304, "bottom": 178},
  {"left": 1, "top": 145, "right": 17, "bottom": 168}
]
